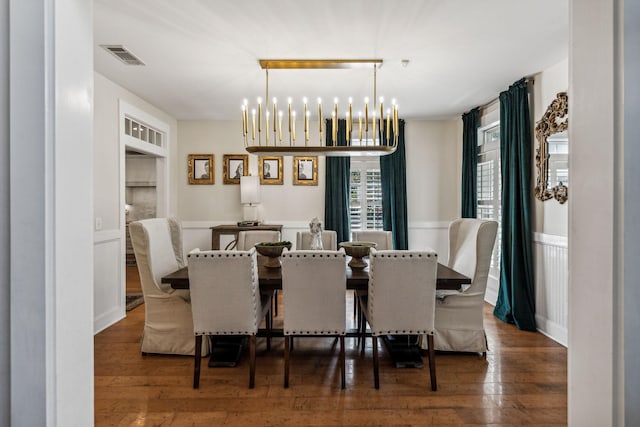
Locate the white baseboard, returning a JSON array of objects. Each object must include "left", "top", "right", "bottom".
[
  {"left": 536, "top": 314, "right": 568, "bottom": 347},
  {"left": 94, "top": 306, "right": 125, "bottom": 334}
]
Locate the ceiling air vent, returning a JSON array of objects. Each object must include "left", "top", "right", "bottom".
[{"left": 101, "top": 45, "right": 145, "bottom": 66}]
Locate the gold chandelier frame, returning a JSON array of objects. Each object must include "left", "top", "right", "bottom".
[{"left": 242, "top": 59, "right": 398, "bottom": 157}]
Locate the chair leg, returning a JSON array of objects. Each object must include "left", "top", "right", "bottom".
[
  {"left": 193, "top": 335, "right": 202, "bottom": 389},
  {"left": 353, "top": 290, "right": 357, "bottom": 318},
  {"left": 359, "top": 307, "right": 367, "bottom": 356},
  {"left": 372, "top": 335, "right": 379, "bottom": 389},
  {"left": 265, "top": 309, "right": 272, "bottom": 352},
  {"left": 249, "top": 335, "right": 256, "bottom": 389},
  {"left": 284, "top": 335, "right": 290, "bottom": 388},
  {"left": 274, "top": 290, "right": 279, "bottom": 316},
  {"left": 340, "top": 336, "right": 346, "bottom": 389},
  {"left": 427, "top": 334, "right": 437, "bottom": 391}
]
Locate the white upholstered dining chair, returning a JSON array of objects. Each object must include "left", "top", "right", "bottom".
[
  {"left": 295, "top": 230, "right": 338, "bottom": 250},
  {"left": 236, "top": 230, "right": 281, "bottom": 250},
  {"left": 237, "top": 229, "right": 282, "bottom": 315},
  {"left": 281, "top": 250, "right": 347, "bottom": 388},
  {"left": 187, "top": 248, "right": 272, "bottom": 389},
  {"left": 352, "top": 230, "right": 393, "bottom": 250},
  {"left": 351, "top": 230, "right": 393, "bottom": 318},
  {"left": 359, "top": 248, "right": 438, "bottom": 390},
  {"left": 128, "top": 217, "right": 208, "bottom": 356},
  {"left": 432, "top": 218, "right": 498, "bottom": 354}
]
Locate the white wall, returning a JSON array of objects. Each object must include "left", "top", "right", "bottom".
[
  {"left": 93, "top": 72, "right": 178, "bottom": 333},
  {"left": 177, "top": 120, "right": 326, "bottom": 223},
  {"left": 176, "top": 119, "right": 460, "bottom": 258},
  {"left": 532, "top": 58, "right": 569, "bottom": 237},
  {"left": 94, "top": 72, "right": 179, "bottom": 229},
  {"left": 528, "top": 59, "right": 570, "bottom": 345}
]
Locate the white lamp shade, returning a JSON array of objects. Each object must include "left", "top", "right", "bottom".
[{"left": 240, "top": 175, "right": 261, "bottom": 204}]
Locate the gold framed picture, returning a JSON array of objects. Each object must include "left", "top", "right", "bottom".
[
  {"left": 188, "top": 154, "right": 214, "bottom": 185},
  {"left": 293, "top": 156, "right": 318, "bottom": 185},
  {"left": 259, "top": 156, "right": 283, "bottom": 185},
  {"left": 223, "top": 154, "right": 248, "bottom": 184}
]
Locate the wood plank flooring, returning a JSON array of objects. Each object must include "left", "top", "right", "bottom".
[{"left": 95, "top": 273, "right": 567, "bottom": 426}]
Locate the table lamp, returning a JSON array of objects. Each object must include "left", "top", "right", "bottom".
[{"left": 240, "top": 175, "right": 261, "bottom": 222}]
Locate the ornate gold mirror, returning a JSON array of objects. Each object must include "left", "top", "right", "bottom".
[{"left": 535, "top": 92, "right": 568, "bottom": 203}]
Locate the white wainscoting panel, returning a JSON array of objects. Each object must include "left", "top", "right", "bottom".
[
  {"left": 94, "top": 230, "right": 125, "bottom": 333},
  {"left": 183, "top": 221, "right": 450, "bottom": 256},
  {"left": 182, "top": 221, "right": 319, "bottom": 252},
  {"left": 534, "top": 232, "right": 568, "bottom": 346},
  {"left": 407, "top": 221, "right": 450, "bottom": 262}
]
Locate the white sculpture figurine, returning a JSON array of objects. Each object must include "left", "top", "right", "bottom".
[{"left": 309, "top": 217, "right": 324, "bottom": 250}]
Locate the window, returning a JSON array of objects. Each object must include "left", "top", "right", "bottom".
[
  {"left": 125, "top": 116, "right": 163, "bottom": 147},
  {"left": 350, "top": 158, "right": 383, "bottom": 231},
  {"left": 477, "top": 123, "right": 501, "bottom": 272}
]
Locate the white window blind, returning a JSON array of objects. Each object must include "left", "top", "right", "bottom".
[
  {"left": 350, "top": 158, "right": 383, "bottom": 231},
  {"left": 477, "top": 123, "right": 501, "bottom": 272}
]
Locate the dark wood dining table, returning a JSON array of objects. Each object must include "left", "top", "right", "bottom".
[
  {"left": 161, "top": 256, "right": 471, "bottom": 291},
  {"left": 161, "top": 256, "right": 471, "bottom": 368}
]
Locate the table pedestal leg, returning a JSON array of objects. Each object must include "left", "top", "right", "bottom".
[
  {"left": 382, "top": 335, "right": 424, "bottom": 368},
  {"left": 207, "top": 337, "right": 246, "bottom": 367}
]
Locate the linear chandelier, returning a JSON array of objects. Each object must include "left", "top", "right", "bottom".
[{"left": 241, "top": 59, "right": 398, "bottom": 157}]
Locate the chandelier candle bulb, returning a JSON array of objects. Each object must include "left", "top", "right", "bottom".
[
  {"left": 393, "top": 104, "right": 399, "bottom": 141},
  {"left": 257, "top": 97, "right": 262, "bottom": 132},
  {"left": 359, "top": 111, "right": 363, "bottom": 141},
  {"left": 348, "top": 97, "right": 353, "bottom": 134},
  {"left": 242, "top": 105, "right": 247, "bottom": 136},
  {"left": 317, "top": 98, "right": 322, "bottom": 133},
  {"left": 371, "top": 111, "right": 376, "bottom": 144},
  {"left": 273, "top": 98, "right": 277, "bottom": 131},
  {"left": 386, "top": 109, "right": 391, "bottom": 142},
  {"left": 291, "top": 111, "right": 296, "bottom": 143},
  {"left": 287, "top": 98, "right": 292, "bottom": 133},
  {"left": 346, "top": 112, "right": 350, "bottom": 140},
  {"left": 243, "top": 100, "right": 249, "bottom": 135},
  {"left": 305, "top": 111, "right": 310, "bottom": 144},
  {"left": 331, "top": 111, "right": 336, "bottom": 144},
  {"left": 364, "top": 97, "right": 369, "bottom": 132},
  {"left": 303, "top": 97, "right": 308, "bottom": 134},
  {"left": 379, "top": 97, "right": 384, "bottom": 135},
  {"left": 251, "top": 109, "right": 256, "bottom": 141}
]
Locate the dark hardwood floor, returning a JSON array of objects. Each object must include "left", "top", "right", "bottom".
[{"left": 95, "top": 269, "right": 567, "bottom": 426}]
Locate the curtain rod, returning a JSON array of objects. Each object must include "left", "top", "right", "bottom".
[{"left": 478, "top": 77, "right": 534, "bottom": 111}]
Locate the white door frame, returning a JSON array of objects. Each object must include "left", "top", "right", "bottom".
[{"left": 118, "top": 100, "right": 170, "bottom": 301}]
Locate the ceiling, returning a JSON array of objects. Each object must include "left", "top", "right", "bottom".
[{"left": 94, "top": 0, "right": 568, "bottom": 121}]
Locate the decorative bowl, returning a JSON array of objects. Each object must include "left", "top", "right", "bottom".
[
  {"left": 339, "top": 241, "right": 377, "bottom": 270},
  {"left": 254, "top": 241, "right": 292, "bottom": 268}
]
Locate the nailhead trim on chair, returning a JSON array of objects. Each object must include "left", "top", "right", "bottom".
[
  {"left": 282, "top": 253, "right": 346, "bottom": 259},
  {"left": 373, "top": 252, "right": 436, "bottom": 258},
  {"left": 195, "top": 331, "right": 256, "bottom": 335},
  {"left": 189, "top": 252, "right": 250, "bottom": 258},
  {"left": 284, "top": 330, "right": 345, "bottom": 335}
]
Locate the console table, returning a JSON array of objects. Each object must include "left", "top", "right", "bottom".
[{"left": 210, "top": 224, "right": 283, "bottom": 250}]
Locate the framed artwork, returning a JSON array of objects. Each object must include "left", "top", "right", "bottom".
[
  {"left": 259, "top": 156, "right": 283, "bottom": 185},
  {"left": 223, "top": 154, "right": 248, "bottom": 184},
  {"left": 293, "top": 156, "right": 318, "bottom": 185},
  {"left": 188, "top": 154, "right": 214, "bottom": 185}
]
